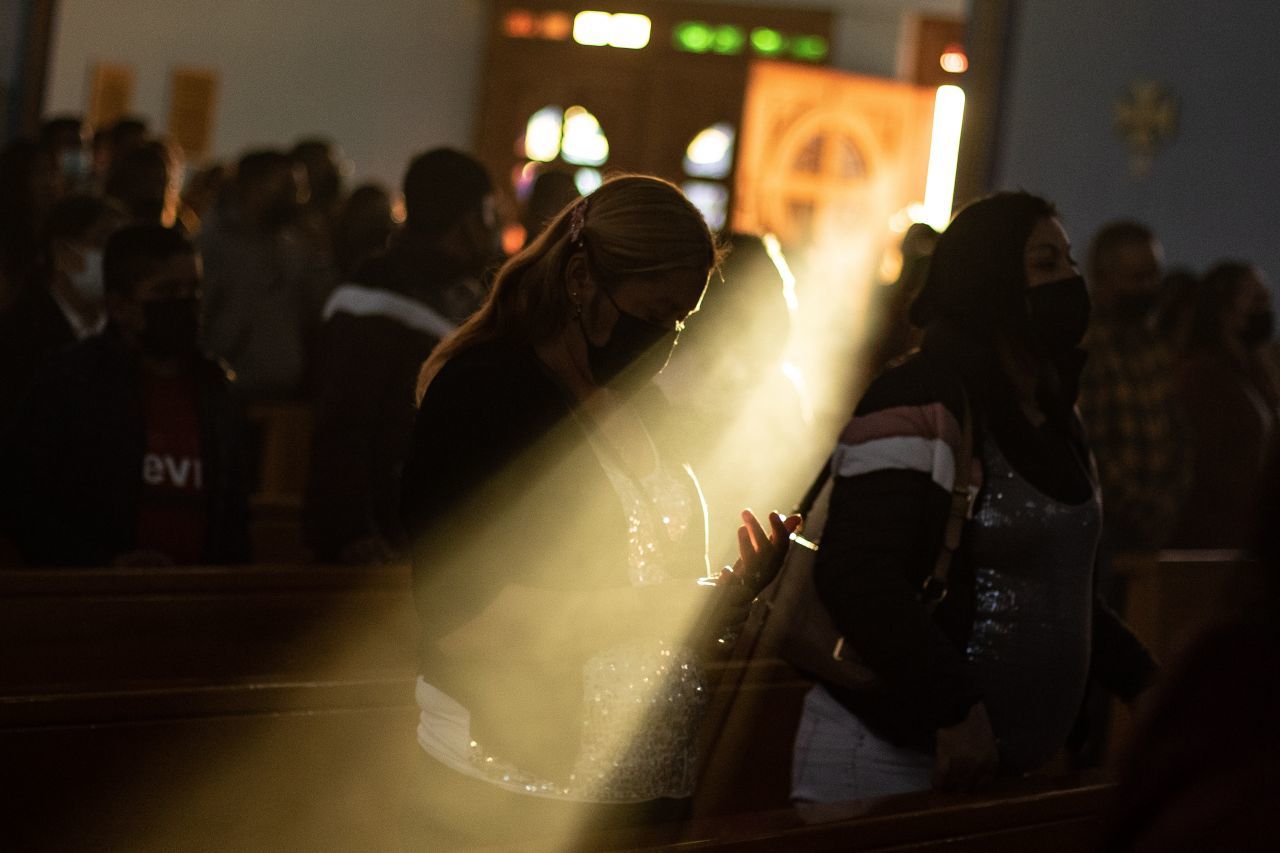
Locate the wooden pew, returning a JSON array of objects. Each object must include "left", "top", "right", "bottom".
[
  {"left": 2, "top": 679, "right": 1116, "bottom": 853},
  {"left": 9, "top": 550, "right": 1241, "bottom": 852},
  {"left": 474, "top": 775, "right": 1117, "bottom": 852},
  {"left": 1, "top": 563, "right": 417, "bottom": 852},
  {"left": 1114, "top": 549, "right": 1261, "bottom": 664},
  {"left": 245, "top": 399, "right": 314, "bottom": 563},
  {"left": 0, "top": 563, "right": 416, "bottom": 689}
]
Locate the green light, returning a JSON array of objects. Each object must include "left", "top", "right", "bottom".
[
  {"left": 750, "top": 27, "right": 786, "bottom": 56},
  {"left": 792, "top": 34, "right": 828, "bottom": 62},
  {"left": 711, "top": 24, "right": 745, "bottom": 55},
  {"left": 674, "top": 21, "right": 714, "bottom": 53}
]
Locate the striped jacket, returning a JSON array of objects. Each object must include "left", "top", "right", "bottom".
[{"left": 813, "top": 347, "right": 1156, "bottom": 749}]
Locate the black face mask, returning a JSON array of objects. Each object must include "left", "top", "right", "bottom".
[
  {"left": 1241, "top": 309, "right": 1275, "bottom": 348},
  {"left": 584, "top": 287, "right": 678, "bottom": 392},
  {"left": 1026, "top": 274, "right": 1091, "bottom": 357},
  {"left": 140, "top": 297, "right": 201, "bottom": 360}
]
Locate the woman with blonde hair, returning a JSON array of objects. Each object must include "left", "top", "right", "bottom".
[{"left": 399, "top": 175, "right": 795, "bottom": 847}]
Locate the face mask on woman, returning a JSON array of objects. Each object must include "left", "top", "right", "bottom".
[
  {"left": 584, "top": 286, "right": 678, "bottom": 391},
  {"left": 1026, "top": 274, "right": 1091, "bottom": 357}
]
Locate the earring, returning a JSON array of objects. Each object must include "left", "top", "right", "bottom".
[{"left": 569, "top": 292, "right": 581, "bottom": 320}]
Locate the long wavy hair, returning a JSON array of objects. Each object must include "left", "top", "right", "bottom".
[{"left": 417, "top": 174, "right": 718, "bottom": 400}]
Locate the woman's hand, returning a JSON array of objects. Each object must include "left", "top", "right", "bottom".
[
  {"left": 733, "top": 509, "right": 803, "bottom": 595},
  {"left": 933, "top": 701, "right": 999, "bottom": 792}
]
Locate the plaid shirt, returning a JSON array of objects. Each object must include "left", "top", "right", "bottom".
[{"left": 1078, "top": 314, "right": 1192, "bottom": 550}]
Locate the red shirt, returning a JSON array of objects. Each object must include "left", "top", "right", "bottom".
[{"left": 135, "top": 372, "right": 207, "bottom": 564}]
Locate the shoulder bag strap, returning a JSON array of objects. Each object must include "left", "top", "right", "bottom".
[
  {"left": 919, "top": 383, "right": 974, "bottom": 612},
  {"left": 792, "top": 458, "right": 832, "bottom": 519}
]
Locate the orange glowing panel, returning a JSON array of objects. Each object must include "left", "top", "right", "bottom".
[
  {"left": 734, "top": 61, "right": 934, "bottom": 248},
  {"left": 504, "top": 10, "right": 537, "bottom": 38}
]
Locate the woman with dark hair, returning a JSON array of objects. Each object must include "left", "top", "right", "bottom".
[
  {"left": 789, "top": 192, "right": 1157, "bottom": 802},
  {"left": 399, "top": 175, "right": 797, "bottom": 848},
  {"left": 1171, "top": 261, "right": 1280, "bottom": 547}
]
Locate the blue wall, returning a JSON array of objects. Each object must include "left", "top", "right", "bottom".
[{"left": 994, "top": 1, "right": 1280, "bottom": 294}]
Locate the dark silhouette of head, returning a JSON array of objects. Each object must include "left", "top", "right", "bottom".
[
  {"left": 401, "top": 148, "right": 496, "bottom": 277},
  {"left": 1088, "top": 220, "right": 1164, "bottom": 321},
  {"left": 335, "top": 183, "right": 394, "bottom": 276},
  {"left": 402, "top": 148, "right": 493, "bottom": 235},
  {"left": 235, "top": 149, "right": 300, "bottom": 231},
  {"left": 910, "top": 191, "right": 1057, "bottom": 339},
  {"left": 419, "top": 174, "right": 716, "bottom": 397},
  {"left": 41, "top": 194, "right": 126, "bottom": 297},
  {"left": 523, "top": 170, "right": 580, "bottom": 242},
  {"left": 104, "top": 225, "right": 202, "bottom": 361},
  {"left": 105, "top": 141, "right": 175, "bottom": 225},
  {"left": 290, "top": 137, "right": 343, "bottom": 212},
  {"left": 1188, "top": 261, "right": 1274, "bottom": 353}
]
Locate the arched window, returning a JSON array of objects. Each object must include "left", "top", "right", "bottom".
[
  {"left": 515, "top": 105, "right": 610, "bottom": 201},
  {"left": 680, "top": 122, "right": 736, "bottom": 230}
]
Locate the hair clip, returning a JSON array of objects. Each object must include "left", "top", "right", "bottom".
[{"left": 568, "top": 197, "right": 588, "bottom": 245}]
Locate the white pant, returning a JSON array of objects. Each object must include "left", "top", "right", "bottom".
[{"left": 791, "top": 684, "right": 933, "bottom": 803}]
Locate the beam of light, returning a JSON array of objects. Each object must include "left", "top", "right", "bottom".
[
  {"left": 780, "top": 360, "right": 815, "bottom": 424},
  {"left": 922, "top": 85, "right": 965, "bottom": 231},
  {"left": 761, "top": 232, "right": 799, "bottom": 316}
]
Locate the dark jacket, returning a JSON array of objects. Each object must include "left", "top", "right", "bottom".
[
  {"left": 304, "top": 243, "right": 482, "bottom": 561},
  {"left": 400, "top": 341, "right": 698, "bottom": 782},
  {"left": 1, "top": 327, "right": 250, "bottom": 566},
  {"left": 814, "top": 336, "right": 1157, "bottom": 751},
  {"left": 0, "top": 281, "right": 77, "bottom": 432}
]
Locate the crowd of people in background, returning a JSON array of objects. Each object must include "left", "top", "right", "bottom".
[
  {"left": 0, "top": 114, "right": 490, "bottom": 567},
  {"left": 0, "top": 112, "right": 1276, "bottom": 573},
  {"left": 0, "top": 111, "right": 1277, "bottom": 852}
]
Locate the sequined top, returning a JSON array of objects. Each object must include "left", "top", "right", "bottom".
[
  {"left": 571, "top": 425, "right": 710, "bottom": 801},
  {"left": 963, "top": 436, "right": 1101, "bottom": 771},
  {"left": 415, "top": 411, "right": 709, "bottom": 803}
]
